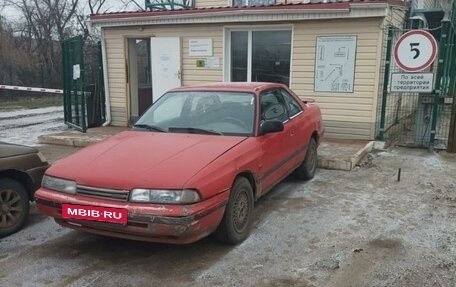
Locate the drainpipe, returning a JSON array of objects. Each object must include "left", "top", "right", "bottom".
[{"left": 101, "top": 28, "right": 111, "bottom": 127}]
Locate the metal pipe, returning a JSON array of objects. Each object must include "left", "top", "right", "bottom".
[{"left": 101, "top": 29, "right": 112, "bottom": 127}]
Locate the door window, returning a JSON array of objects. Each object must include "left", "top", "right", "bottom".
[{"left": 260, "top": 90, "right": 288, "bottom": 123}]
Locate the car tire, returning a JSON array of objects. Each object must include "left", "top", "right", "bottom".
[
  {"left": 295, "top": 138, "right": 317, "bottom": 180},
  {"left": 214, "top": 177, "right": 254, "bottom": 245},
  {"left": 0, "top": 178, "right": 30, "bottom": 238}
]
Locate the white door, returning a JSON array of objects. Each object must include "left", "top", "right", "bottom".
[{"left": 151, "top": 37, "right": 181, "bottom": 102}]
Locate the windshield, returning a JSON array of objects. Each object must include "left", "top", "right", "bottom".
[{"left": 135, "top": 91, "right": 255, "bottom": 136}]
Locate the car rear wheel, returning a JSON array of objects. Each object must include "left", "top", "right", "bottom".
[
  {"left": 0, "top": 178, "right": 30, "bottom": 238},
  {"left": 294, "top": 138, "right": 317, "bottom": 180},
  {"left": 214, "top": 177, "right": 254, "bottom": 245}
]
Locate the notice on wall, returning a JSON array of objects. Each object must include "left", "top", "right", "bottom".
[
  {"left": 189, "top": 39, "right": 213, "bottom": 57},
  {"left": 390, "top": 73, "right": 434, "bottom": 93},
  {"left": 206, "top": 57, "right": 220, "bottom": 68},
  {"left": 314, "top": 36, "right": 357, "bottom": 93}
]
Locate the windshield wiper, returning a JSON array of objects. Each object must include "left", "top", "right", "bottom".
[
  {"left": 133, "top": 124, "right": 167, "bottom": 132},
  {"left": 168, "top": 127, "right": 223, "bottom": 136}
]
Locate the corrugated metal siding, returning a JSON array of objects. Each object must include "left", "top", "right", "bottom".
[
  {"left": 291, "top": 18, "right": 384, "bottom": 139},
  {"left": 103, "top": 25, "right": 224, "bottom": 125}
]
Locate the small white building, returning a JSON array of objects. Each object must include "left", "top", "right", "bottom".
[{"left": 90, "top": 0, "right": 412, "bottom": 140}]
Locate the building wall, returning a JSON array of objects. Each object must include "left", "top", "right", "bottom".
[
  {"left": 103, "top": 25, "right": 224, "bottom": 126},
  {"left": 103, "top": 17, "right": 387, "bottom": 139},
  {"left": 291, "top": 18, "right": 384, "bottom": 139}
]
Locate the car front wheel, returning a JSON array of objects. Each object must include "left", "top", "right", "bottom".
[
  {"left": 0, "top": 178, "right": 30, "bottom": 238},
  {"left": 214, "top": 177, "right": 254, "bottom": 245}
]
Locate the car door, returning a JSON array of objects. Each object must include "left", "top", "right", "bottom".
[
  {"left": 257, "top": 89, "right": 295, "bottom": 194},
  {"left": 279, "top": 88, "right": 313, "bottom": 167}
]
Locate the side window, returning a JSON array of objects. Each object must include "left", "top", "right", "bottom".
[
  {"left": 280, "top": 89, "right": 302, "bottom": 118},
  {"left": 260, "top": 90, "right": 288, "bottom": 122}
]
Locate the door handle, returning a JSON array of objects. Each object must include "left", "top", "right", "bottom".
[{"left": 290, "top": 130, "right": 295, "bottom": 136}]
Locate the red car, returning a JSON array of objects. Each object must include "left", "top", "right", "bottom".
[{"left": 35, "top": 83, "right": 323, "bottom": 244}]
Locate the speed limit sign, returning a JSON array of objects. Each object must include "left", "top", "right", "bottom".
[{"left": 394, "top": 30, "right": 438, "bottom": 72}]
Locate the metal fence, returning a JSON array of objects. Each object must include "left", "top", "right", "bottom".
[
  {"left": 377, "top": 6, "right": 456, "bottom": 151},
  {"left": 62, "top": 36, "right": 105, "bottom": 132}
]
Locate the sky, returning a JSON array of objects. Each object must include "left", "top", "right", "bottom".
[{"left": 0, "top": 0, "right": 141, "bottom": 22}]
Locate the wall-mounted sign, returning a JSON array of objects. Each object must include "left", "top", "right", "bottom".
[
  {"left": 390, "top": 73, "right": 434, "bottom": 92},
  {"left": 196, "top": 59, "right": 206, "bottom": 67},
  {"left": 393, "top": 30, "right": 437, "bottom": 72},
  {"left": 206, "top": 57, "right": 220, "bottom": 68},
  {"left": 189, "top": 39, "right": 213, "bottom": 57},
  {"left": 314, "top": 36, "right": 357, "bottom": 93}
]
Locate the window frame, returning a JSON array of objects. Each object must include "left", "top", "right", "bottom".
[{"left": 224, "top": 25, "right": 294, "bottom": 85}]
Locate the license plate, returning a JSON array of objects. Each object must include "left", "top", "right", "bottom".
[{"left": 62, "top": 204, "right": 128, "bottom": 224}]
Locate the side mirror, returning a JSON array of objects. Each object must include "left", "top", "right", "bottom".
[{"left": 260, "top": 120, "right": 284, "bottom": 135}]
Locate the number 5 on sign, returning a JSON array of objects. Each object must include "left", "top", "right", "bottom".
[{"left": 394, "top": 30, "right": 438, "bottom": 72}]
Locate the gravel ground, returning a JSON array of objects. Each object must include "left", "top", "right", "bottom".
[{"left": 0, "top": 147, "right": 455, "bottom": 287}]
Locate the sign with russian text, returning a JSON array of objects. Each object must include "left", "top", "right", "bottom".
[
  {"left": 390, "top": 73, "right": 434, "bottom": 92},
  {"left": 189, "top": 39, "right": 213, "bottom": 57}
]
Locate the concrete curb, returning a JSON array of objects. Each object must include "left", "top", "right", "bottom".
[
  {"left": 318, "top": 141, "right": 385, "bottom": 171},
  {"left": 38, "top": 135, "right": 103, "bottom": 147}
]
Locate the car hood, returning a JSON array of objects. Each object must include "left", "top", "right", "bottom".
[
  {"left": 0, "top": 142, "right": 38, "bottom": 158},
  {"left": 47, "top": 131, "right": 247, "bottom": 190}
]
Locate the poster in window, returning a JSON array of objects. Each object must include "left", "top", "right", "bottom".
[{"left": 314, "top": 36, "right": 357, "bottom": 93}]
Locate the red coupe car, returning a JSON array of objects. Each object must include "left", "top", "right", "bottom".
[{"left": 35, "top": 82, "right": 324, "bottom": 244}]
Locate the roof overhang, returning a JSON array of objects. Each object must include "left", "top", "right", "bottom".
[{"left": 89, "top": 2, "right": 394, "bottom": 28}]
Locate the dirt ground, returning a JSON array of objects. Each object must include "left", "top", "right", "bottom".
[{"left": 1, "top": 146, "right": 456, "bottom": 287}]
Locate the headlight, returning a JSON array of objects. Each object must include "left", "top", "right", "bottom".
[
  {"left": 42, "top": 175, "right": 76, "bottom": 194},
  {"left": 130, "top": 189, "right": 201, "bottom": 204}
]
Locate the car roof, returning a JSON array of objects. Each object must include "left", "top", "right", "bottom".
[{"left": 170, "top": 82, "right": 286, "bottom": 93}]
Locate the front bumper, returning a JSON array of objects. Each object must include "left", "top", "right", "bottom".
[{"left": 35, "top": 188, "right": 229, "bottom": 244}]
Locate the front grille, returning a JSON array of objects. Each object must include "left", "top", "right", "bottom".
[{"left": 76, "top": 185, "right": 129, "bottom": 201}]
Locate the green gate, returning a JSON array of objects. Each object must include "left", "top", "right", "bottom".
[
  {"left": 62, "top": 35, "right": 86, "bottom": 132},
  {"left": 435, "top": 2, "right": 456, "bottom": 152},
  {"left": 377, "top": 3, "right": 456, "bottom": 151},
  {"left": 62, "top": 36, "right": 105, "bottom": 133}
]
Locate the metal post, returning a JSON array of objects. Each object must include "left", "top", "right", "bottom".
[
  {"left": 378, "top": 26, "right": 394, "bottom": 140},
  {"left": 430, "top": 20, "right": 450, "bottom": 150},
  {"left": 447, "top": 22, "right": 456, "bottom": 152}
]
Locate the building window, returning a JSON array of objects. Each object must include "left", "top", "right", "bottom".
[
  {"left": 228, "top": 29, "right": 292, "bottom": 86},
  {"left": 232, "top": 0, "right": 276, "bottom": 6}
]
